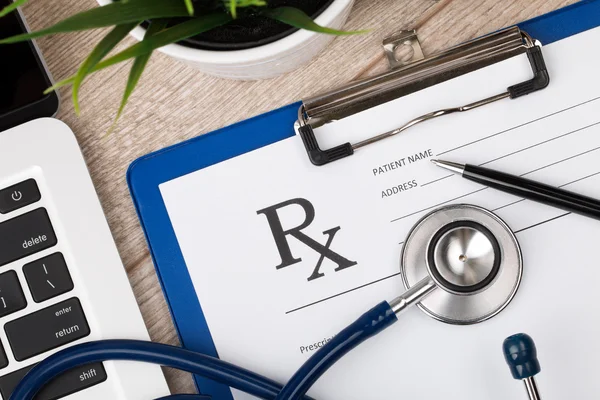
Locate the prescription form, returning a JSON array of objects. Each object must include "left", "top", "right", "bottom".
[{"left": 160, "top": 27, "right": 600, "bottom": 400}]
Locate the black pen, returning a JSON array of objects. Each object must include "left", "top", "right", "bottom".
[{"left": 431, "top": 159, "right": 600, "bottom": 220}]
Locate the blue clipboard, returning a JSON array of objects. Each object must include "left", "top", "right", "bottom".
[{"left": 127, "top": 2, "right": 600, "bottom": 397}]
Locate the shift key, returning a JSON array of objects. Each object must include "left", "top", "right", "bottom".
[{"left": 5, "top": 298, "right": 90, "bottom": 361}]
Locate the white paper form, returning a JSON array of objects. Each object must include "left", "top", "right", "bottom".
[{"left": 160, "top": 27, "right": 600, "bottom": 400}]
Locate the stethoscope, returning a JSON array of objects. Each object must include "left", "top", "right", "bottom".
[{"left": 10, "top": 204, "right": 540, "bottom": 400}]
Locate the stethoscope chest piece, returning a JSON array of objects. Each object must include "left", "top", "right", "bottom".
[{"left": 400, "top": 204, "right": 522, "bottom": 325}]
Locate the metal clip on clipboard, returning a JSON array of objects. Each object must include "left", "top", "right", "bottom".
[{"left": 297, "top": 26, "right": 550, "bottom": 166}]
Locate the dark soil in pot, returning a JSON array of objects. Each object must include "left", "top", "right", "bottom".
[{"left": 159, "top": 0, "right": 335, "bottom": 51}]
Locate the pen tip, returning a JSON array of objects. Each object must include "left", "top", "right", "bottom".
[{"left": 430, "top": 159, "right": 465, "bottom": 175}]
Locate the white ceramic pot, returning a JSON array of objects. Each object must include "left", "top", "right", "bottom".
[{"left": 97, "top": 0, "right": 354, "bottom": 80}]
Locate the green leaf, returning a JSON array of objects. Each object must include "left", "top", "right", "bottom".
[
  {"left": 225, "top": 0, "right": 267, "bottom": 18},
  {"left": 44, "top": 76, "right": 75, "bottom": 95},
  {"left": 111, "top": 20, "right": 169, "bottom": 130},
  {"left": 184, "top": 0, "right": 194, "bottom": 16},
  {"left": 72, "top": 23, "right": 138, "bottom": 115},
  {"left": 0, "top": 0, "right": 191, "bottom": 44},
  {"left": 229, "top": 0, "right": 237, "bottom": 19},
  {"left": 263, "top": 7, "right": 369, "bottom": 35},
  {"left": 0, "top": 0, "right": 29, "bottom": 18}
]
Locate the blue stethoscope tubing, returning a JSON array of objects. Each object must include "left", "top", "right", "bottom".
[{"left": 10, "top": 301, "right": 397, "bottom": 400}]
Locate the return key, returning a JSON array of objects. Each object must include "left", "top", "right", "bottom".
[{"left": 5, "top": 298, "right": 90, "bottom": 361}]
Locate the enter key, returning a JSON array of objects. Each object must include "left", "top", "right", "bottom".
[{"left": 5, "top": 298, "right": 90, "bottom": 361}]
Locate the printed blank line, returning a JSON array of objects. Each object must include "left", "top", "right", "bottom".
[
  {"left": 390, "top": 188, "right": 488, "bottom": 223},
  {"left": 560, "top": 171, "right": 600, "bottom": 187},
  {"left": 421, "top": 174, "right": 453, "bottom": 187},
  {"left": 492, "top": 199, "right": 526, "bottom": 212},
  {"left": 437, "top": 96, "right": 600, "bottom": 156},
  {"left": 286, "top": 272, "right": 401, "bottom": 315},
  {"left": 514, "top": 213, "right": 571, "bottom": 234},
  {"left": 391, "top": 148, "right": 600, "bottom": 223}
]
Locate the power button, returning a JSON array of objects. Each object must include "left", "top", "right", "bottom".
[{"left": 0, "top": 180, "right": 41, "bottom": 214}]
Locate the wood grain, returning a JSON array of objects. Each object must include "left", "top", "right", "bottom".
[{"left": 17, "top": 0, "right": 578, "bottom": 394}]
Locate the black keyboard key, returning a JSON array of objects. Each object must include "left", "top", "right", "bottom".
[
  {"left": 0, "top": 179, "right": 41, "bottom": 214},
  {"left": 0, "top": 341, "right": 7, "bottom": 370},
  {"left": 5, "top": 298, "right": 90, "bottom": 361},
  {"left": 24, "top": 253, "right": 73, "bottom": 303},
  {"left": 0, "top": 208, "right": 57, "bottom": 268},
  {"left": 0, "top": 270, "right": 26, "bottom": 318},
  {"left": 0, "top": 362, "right": 106, "bottom": 400}
]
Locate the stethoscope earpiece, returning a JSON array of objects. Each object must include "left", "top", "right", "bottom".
[{"left": 503, "top": 333, "right": 542, "bottom": 399}]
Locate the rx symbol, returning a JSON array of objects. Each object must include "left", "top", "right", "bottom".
[{"left": 257, "top": 198, "right": 357, "bottom": 281}]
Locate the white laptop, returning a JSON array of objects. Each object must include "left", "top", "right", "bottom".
[{"left": 0, "top": 3, "right": 169, "bottom": 399}]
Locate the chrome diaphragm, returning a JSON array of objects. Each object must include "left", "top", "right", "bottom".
[{"left": 400, "top": 204, "right": 522, "bottom": 325}]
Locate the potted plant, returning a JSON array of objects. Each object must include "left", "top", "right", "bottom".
[
  {"left": 0, "top": 0, "right": 362, "bottom": 123},
  {"left": 98, "top": 0, "right": 357, "bottom": 80}
]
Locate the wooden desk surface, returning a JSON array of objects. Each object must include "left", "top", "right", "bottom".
[{"left": 20, "top": 0, "right": 575, "bottom": 394}]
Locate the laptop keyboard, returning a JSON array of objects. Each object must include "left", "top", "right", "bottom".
[{"left": 0, "top": 178, "right": 107, "bottom": 399}]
